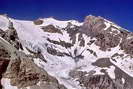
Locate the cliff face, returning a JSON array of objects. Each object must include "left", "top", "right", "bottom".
[{"left": 0, "top": 15, "right": 133, "bottom": 89}]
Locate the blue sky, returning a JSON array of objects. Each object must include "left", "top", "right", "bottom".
[{"left": 0, "top": 0, "right": 133, "bottom": 31}]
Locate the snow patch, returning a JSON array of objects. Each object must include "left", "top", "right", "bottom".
[
  {"left": 1, "top": 78, "right": 18, "bottom": 89},
  {"left": 122, "top": 78, "right": 125, "bottom": 84}
]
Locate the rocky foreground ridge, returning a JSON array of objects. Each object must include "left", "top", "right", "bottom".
[{"left": 0, "top": 14, "right": 133, "bottom": 89}]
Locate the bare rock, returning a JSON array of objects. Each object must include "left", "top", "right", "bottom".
[
  {"left": 81, "top": 15, "right": 121, "bottom": 51},
  {"left": 4, "top": 57, "right": 67, "bottom": 89},
  {"left": 41, "top": 25, "right": 63, "bottom": 34},
  {"left": 120, "top": 34, "right": 133, "bottom": 55},
  {"left": 81, "top": 15, "right": 106, "bottom": 37},
  {"left": 0, "top": 44, "right": 11, "bottom": 58},
  {"left": 33, "top": 19, "right": 43, "bottom": 25},
  {"left": 0, "top": 58, "right": 10, "bottom": 89},
  {"left": 92, "top": 58, "right": 112, "bottom": 68}
]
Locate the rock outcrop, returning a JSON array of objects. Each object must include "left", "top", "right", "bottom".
[
  {"left": 0, "top": 58, "right": 10, "bottom": 89},
  {"left": 4, "top": 58, "right": 66, "bottom": 89}
]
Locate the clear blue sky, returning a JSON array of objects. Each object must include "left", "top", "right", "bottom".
[{"left": 0, "top": 0, "right": 133, "bottom": 31}]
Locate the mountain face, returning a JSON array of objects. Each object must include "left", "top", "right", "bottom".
[{"left": 0, "top": 14, "right": 133, "bottom": 89}]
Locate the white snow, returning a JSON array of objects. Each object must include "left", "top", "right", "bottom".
[
  {"left": 0, "top": 15, "right": 9, "bottom": 31},
  {"left": 106, "top": 66, "right": 116, "bottom": 79},
  {"left": 104, "top": 21, "right": 111, "bottom": 30},
  {"left": 21, "top": 47, "right": 31, "bottom": 54},
  {"left": 39, "top": 18, "right": 83, "bottom": 28},
  {"left": 122, "top": 78, "right": 125, "bottom": 84},
  {"left": 1, "top": 78, "right": 18, "bottom": 89},
  {"left": 104, "top": 18, "right": 121, "bottom": 30}
]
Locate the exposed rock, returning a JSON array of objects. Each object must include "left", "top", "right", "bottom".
[
  {"left": 47, "top": 47, "right": 58, "bottom": 56},
  {"left": 4, "top": 58, "right": 67, "bottom": 89},
  {"left": 33, "top": 19, "right": 43, "bottom": 25},
  {"left": 92, "top": 58, "right": 112, "bottom": 68},
  {"left": 81, "top": 15, "right": 121, "bottom": 51},
  {"left": 69, "top": 70, "right": 117, "bottom": 89},
  {"left": 69, "top": 68, "right": 133, "bottom": 89},
  {"left": 0, "top": 20, "right": 23, "bottom": 50},
  {"left": 6, "top": 24, "right": 23, "bottom": 50},
  {"left": 47, "top": 38, "right": 73, "bottom": 48},
  {"left": 87, "top": 48, "right": 97, "bottom": 57},
  {"left": 120, "top": 34, "right": 133, "bottom": 55},
  {"left": 78, "top": 33, "right": 85, "bottom": 47},
  {"left": 41, "top": 25, "right": 63, "bottom": 34},
  {"left": 95, "top": 32, "right": 120, "bottom": 50},
  {"left": 0, "top": 58, "right": 10, "bottom": 89},
  {"left": 81, "top": 15, "right": 106, "bottom": 37},
  {"left": 111, "top": 53, "right": 124, "bottom": 59},
  {"left": 0, "top": 29, "right": 6, "bottom": 38},
  {"left": 66, "top": 24, "right": 81, "bottom": 44},
  {"left": 87, "top": 40, "right": 95, "bottom": 45},
  {"left": 69, "top": 57, "right": 133, "bottom": 89},
  {"left": 0, "top": 44, "right": 11, "bottom": 58},
  {"left": 80, "top": 75, "right": 117, "bottom": 89}
]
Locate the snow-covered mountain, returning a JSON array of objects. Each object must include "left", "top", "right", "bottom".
[{"left": 0, "top": 14, "right": 133, "bottom": 89}]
